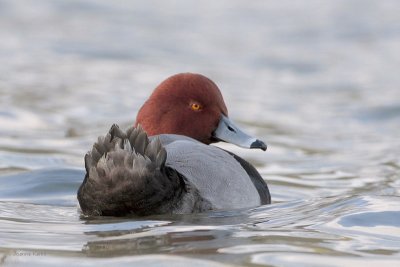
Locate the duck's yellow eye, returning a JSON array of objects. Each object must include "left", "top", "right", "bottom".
[{"left": 191, "top": 103, "right": 202, "bottom": 111}]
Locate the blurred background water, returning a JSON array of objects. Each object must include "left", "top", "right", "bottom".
[{"left": 0, "top": 0, "right": 399, "bottom": 266}]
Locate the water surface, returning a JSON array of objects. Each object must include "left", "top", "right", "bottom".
[{"left": 1, "top": 0, "right": 399, "bottom": 266}]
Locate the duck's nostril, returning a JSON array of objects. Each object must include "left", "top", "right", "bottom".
[{"left": 227, "top": 125, "right": 236, "bottom": 133}]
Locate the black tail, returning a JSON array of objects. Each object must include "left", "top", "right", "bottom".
[{"left": 77, "top": 124, "right": 186, "bottom": 216}]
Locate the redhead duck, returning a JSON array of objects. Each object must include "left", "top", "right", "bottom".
[{"left": 77, "top": 73, "right": 270, "bottom": 216}]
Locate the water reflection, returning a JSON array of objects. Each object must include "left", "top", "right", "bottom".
[
  {"left": 339, "top": 211, "right": 400, "bottom": 228},
  {"left": 1, "top": 0, "right": 400, "bottom": 266},
  {"left": 83, "top": 229, "right": 226, "bottom": 256}
]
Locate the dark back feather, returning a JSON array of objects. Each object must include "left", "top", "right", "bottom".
[{"left": 77, "top": 124, "right": 184, "bottom": 216}]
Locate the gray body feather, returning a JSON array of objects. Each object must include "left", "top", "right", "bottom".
[
  {"left": 157, "top": 135, "right": 262, "bottom": 209},
  {"left": 77, "top": 125, "right": 269, "bottom": 216}
]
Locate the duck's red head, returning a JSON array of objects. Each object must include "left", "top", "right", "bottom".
[
  {"left": 136, "top": 73, "right": 267, "bottom": 150},
  {"left": 136, "top": 73, "right": 227, "bottom": 144}
]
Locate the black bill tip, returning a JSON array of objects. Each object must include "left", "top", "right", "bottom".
[{"left": 250, "top": 139, "right": 267, "bottom": 151}]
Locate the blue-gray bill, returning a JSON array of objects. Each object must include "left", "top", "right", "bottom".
[{"left": 213, "top": 115, "right": 267, "bottom": 151}]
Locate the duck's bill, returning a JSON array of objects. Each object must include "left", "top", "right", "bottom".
[{"left": 212, "top": 115, "right": 267, "bottom": 151}]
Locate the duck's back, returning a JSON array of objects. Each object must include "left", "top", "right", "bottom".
[
  {"left": 77, "top": 126, "right": 270, "bottom": 217},
  {"left": 157, "top": 134, "right": 263, "bottom": 209}
]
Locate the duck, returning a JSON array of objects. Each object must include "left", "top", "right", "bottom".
[{"left": 77, "top": 73, "right": 270, "bottom": 216}]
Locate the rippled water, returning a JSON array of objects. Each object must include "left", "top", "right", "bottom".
[{"left": 1, "top": 0, "right": 400, "bottom": 266}]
